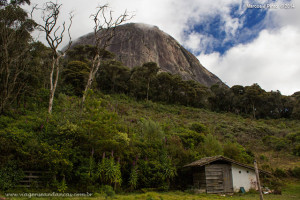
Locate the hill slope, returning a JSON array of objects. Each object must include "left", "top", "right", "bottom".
[
  {"left": 1, "top": 92, "right": 299, "bottom": 192},
  {"left": 107, "top": 94, "right": 300, "bottom": 170}
]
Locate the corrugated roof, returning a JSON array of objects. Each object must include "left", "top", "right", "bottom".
[{"left": 183, "top": 155, "right": 271, "bottom": 175}]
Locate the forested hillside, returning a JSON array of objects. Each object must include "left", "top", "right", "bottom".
[{"left": 0, "top": 0, "right": 300, "bottom": 195}]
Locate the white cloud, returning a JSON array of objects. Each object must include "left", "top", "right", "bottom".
[
  {"left": 25, "top": 0, "right": 245, "bottom": 47},
  {"left": 197, "top": 0, "right": 300, "bottom": 95},
  {"left": 183, "top": 32, "right": 218, "bottom": 53},
  {"left": 23, "top": 0, "right": 300, "bottom": 95},
  {"left": 198, "top": 25, "right": 300, "bottom": 95}
]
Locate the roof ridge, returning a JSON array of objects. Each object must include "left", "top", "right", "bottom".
[{"left": 183, "top": 156, "right": 271, "bottom": 175}]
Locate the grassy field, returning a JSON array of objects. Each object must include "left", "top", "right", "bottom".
[{"left": 2, "top": 182, "right": 299, "bottom": 200}]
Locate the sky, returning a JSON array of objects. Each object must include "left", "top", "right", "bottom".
[{"left": 24, "top": 0, "right": 300, "bottom": 95}]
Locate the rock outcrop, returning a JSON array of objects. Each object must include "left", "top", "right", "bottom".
[{"left": 72, "top": 23, "right": 222, "bottom": 86}]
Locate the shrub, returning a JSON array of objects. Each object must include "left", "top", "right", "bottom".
[
  {"left": 198, "top": 134, "right": 223, "bottom": 157},
  {"left": 138, "top": 119, "right": 164, "bottom": 144},
  {"left": 261, "top": 164, "right": 271, "bottom": 171},
  {"left": 57, "top": 178, "right": 68, "bottom": 193},
  {"left": 223, "top": 142, "right": 253, "bottom": 164},
  {"left": 0, "top": 161, "right": 24, "bottom": 191},
  {"left": 189, "top": 123, "right": 207, "bottom": 134},
  {"left": 97, "top": 157, "right": 122, "bottom": 188},
  {"left": 129, "top": 165, "right": 138, "bottom": 190},
  {"left": 262, "top": 176, "right": 284, "bottom": 191},
  {"left": 262, "top": 136, "right": 288, "bottom": 151},
  {"left": 259, "top": 154, "right": 268, "bottom": 161},
  {"left": 289, "top": 167, "right": 300, "bottom": 179},
  {"left": 179, "top": 129, "right": 205, "bottom": 149},
  {"left": 247, "top": 188, "right": 257, "bottom": 194},
  {"left": 273, "top": 168, "right": 287, "bottom": 178},
  {"left": 100, "top": 185, "right": 115, "bottom": 198},
  {"left": 146, "top": 194, "right": 155, "bottom": 200},
  {"left": 0, "top": 116, "right": 14, "bottom": 129},
  {"left": 292, "top": 144, "right": 300, "bottom": 156}
]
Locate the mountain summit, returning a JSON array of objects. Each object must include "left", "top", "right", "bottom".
[{"left": 72, "top": 23, "right": 222, "bottom": 86}]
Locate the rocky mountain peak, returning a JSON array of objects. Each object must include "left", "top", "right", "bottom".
[{"left": 72, "top": 23, "right": 222, "bottom": 86}]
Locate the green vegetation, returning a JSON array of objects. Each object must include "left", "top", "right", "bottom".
[
  {"left": 1, "top": 0, "right": 300, "bottom": 197},
  {"left": 1, "top": 92, "right": 299, "bottom": 193},
  {"left": 2, "top": 182, "right": 300, "bottom": 200}
]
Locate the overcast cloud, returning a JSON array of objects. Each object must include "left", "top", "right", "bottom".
[{"left": 25, "top": 0, "right": 300, "bottom": 95}]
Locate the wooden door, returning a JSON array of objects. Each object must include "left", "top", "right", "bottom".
[
  {"left": 205, "top": 164, "right": 233, "bottom": 193},
  {"left": 223, "top": 164, "right": 233, "bottom": 193}
]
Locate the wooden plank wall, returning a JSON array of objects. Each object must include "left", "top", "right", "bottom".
[
  {"left": 193, "top": 167, "right": 206, "bottom": 192},
  {"left": 205, "top": 164, "right": 225, "bottom": 194}
]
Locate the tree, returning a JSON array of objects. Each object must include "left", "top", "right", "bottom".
[
  {"left": 82, "top": 4, "right": 133, "bottom": 106},
  {"left": 281, "top": 95, "right": 294, "bottom": 118},
  {"left": 292, "top": 92, "right": 300, "bottom": 119},
  {"left": 182, "top": 80, "right": 210, "bottom": 107},
  {"left": 36, "top": 2, "right": 73, "bottom": 114},
  {"left": 129, "top": 66, "right": 147, "bottom": 99},
  {"left": 129, "top": 62, "right": 159, "bottom": 100},
  {"left": 27, "top": 41, "right": 52, "bottom": 90},
  {"left": 66, "top": 44, "right": 94, "bottom": 64},
  {"left": 63, "top": 61, "right": 89, "bottom": 96},
  {"left": 230, "top": 85, "right": 247, "bottom": 115},
  {"left": 0, "top": 0, "right": 35, "bottom": 113},
  {"left": 96, "top": 59, "right": 130, "bottom": 93},
  {"left": 262, "top": 90, "right": 282, "bottom": 119},
  {"left": 153, "top": 72, "right": 173, "bottom": 102},
  {"left": 209, "top": 84, "right": 233, "bottom": 112},
  {"left": 244, "top": 83, "right": 265, "bottom": 119},
  {"left": 143, "top": 62, "right": 159, "bottom": 101}
]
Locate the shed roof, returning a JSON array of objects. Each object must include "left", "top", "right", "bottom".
[{"left": 184, "top": 155, "right": 271, "bottom": 175}]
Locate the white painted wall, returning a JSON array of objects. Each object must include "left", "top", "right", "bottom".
[{"left": 231, "top": 164, "right": 257, "bottom": 192}]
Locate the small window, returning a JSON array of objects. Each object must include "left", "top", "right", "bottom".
[{"left": 239, "top": 171, "right": 241, "bottom": 174}]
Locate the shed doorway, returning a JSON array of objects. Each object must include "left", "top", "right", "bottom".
[{"left": 205, "top": 164, "right": 233, "bottom": 193}]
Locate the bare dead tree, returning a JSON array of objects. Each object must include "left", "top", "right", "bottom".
[
  {"left": 81, "top": 4, "right": 133, "bottom": 105},
  {"left": 36, "top": 2, "right": 73, "bottom": 114}
]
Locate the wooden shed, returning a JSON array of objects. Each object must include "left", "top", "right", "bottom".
[{"left": 183, "top": 156, "right": 270, "bottom": 194}]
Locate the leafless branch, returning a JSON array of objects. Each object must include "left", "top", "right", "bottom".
[
  {"left": 33, "top": 1, "right": 73, "bottom": 114},
  {"left": 30, "top": 3, "right": 38, "bottom": 19},
  {"left": 82, "top": 4, "right": 133, "bottom": 106},
  {"left": 89, "top": 4, "right": 134, "bottom": 51},
  {"left": 63, "top": 12, "right": 74, "bottom": 54}
]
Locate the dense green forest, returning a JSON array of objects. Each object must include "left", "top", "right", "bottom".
[{"left": 0, "top": 0, "right": 300, "bottom": 195}]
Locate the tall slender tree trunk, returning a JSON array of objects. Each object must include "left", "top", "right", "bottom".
[
  {"left": 81, "top": 4, "right": 132, "bottom": 108},
  {"left": 82, "top": 55, "right": 101, "bottom": 106},
  {"left": 48, "top": 56, "right": 60, "bottom": 114},
  {"left": 82, "top": 70, "right": 93, "bottom": 106}
]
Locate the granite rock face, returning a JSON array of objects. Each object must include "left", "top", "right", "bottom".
[{"left": 72, "top": 23, "right": 222, "bottom": 86}]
